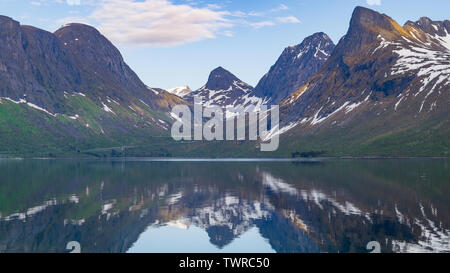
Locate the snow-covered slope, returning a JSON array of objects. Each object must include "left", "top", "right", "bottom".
[
  {"left": 185, "top": 67, "right": 267, "bottom": 110},
  {"left": 166, "top": 85, "right": 192, "bottom": 98}
]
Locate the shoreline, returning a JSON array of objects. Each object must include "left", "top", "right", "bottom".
[{"left": 1, "top": 156, "right": 450, "bottom": 162}]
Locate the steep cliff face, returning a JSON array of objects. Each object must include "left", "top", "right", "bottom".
[
  {"left": 253, "top": 32, "right": 335, "bottom": 104},
  {"left": 0, "top": 17, "right": 79, "bottom": 112}
]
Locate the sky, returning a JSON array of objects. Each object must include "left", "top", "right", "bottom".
[{"left": 1, "top": 0, "right": 449, "bottom": 90}]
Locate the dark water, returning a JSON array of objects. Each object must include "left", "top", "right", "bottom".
[{"left": 0, "top": 159, "right": 449, "bottom": 253}]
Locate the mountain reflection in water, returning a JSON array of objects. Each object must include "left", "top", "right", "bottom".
[{"left": 0, "top": 159, "right": 449, "bottom": 253}]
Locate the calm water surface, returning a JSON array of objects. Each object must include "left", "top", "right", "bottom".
[{"left": 0, "top": 159, "right": 449, "bottom": 253}]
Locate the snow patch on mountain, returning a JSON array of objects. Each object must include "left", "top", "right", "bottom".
[
  {"left": 101, "top": 101, "right": 116, "bottom": 115},
  {"left": 1, "top": 97, "right": 57, "bottom": 117},
  {"left": 167, "top": 86, "right": 192, "bottom": 97}
]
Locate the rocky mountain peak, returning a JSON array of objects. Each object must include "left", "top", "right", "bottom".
[
  {"left": 0, "top": 15, "right": 18, "bottom": 27},
  {"left": 334, "top": 7, "right": 409, "bottom": 57},
  {"left": 349, "top": 6, "right": 393, "bottom": 32},
  {"left": 417, "top": 17, "right": 433, "bottom": 27},
  {"left": 302, "top": 32, "right": 332, "bottom": 46},
  {"left": 205, "top": 66, "right": 242, "bottom": 91},
  {"left": 292, "top": 32, "right": 334, "bottom": 59},
  {"left": 252, "top": 32, "right": 335, "bottom": 104},
  {"left": 409, "top": 17, "right": 450, "bottom": 37},
  {"left": 185, "top": 67, "right": 257, "bottom": 108}
]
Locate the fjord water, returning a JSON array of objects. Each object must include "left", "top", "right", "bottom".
[{"left": 0, "top": 159, "right": 449, "bottom": 253}]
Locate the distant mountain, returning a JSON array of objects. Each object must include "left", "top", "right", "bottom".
[
  {"left": 167, "top": 85, "right": 192, "bottom": 98},
  {"left": 185, "top": 67, "right": 265, "bottom": 109},
  {"left": 252, "top": 32, "right": 335, "bottom": 104},
  {"left": 275, "top": 7, "right": 450, "bottom": 156}
]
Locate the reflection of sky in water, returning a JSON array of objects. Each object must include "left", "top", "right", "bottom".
[{"left": 128, "top": 226, "right": 275, "bottom": 253}]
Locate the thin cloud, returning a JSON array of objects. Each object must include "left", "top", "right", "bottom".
[
  {"left": 66, "top": 0, "right": 81, "bottom": 5},
  {"left": 56, "top": 16, "right": 91, "bottom": 27},
  {"left": 366, "top": 0, "right": 381, "bottom": 6},
  {"left": 250, "top": 21, "right": 275, "bottom": 29},
  {"left": 277, "top": 16, "right": 301, "bottom": 24},
  {"left": 271, "top": 4, "right": 289, "bottom": 12}
]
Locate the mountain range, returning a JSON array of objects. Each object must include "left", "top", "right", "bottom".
[{"left": 0, "top": 6, "right": 448, "bottom": 157}]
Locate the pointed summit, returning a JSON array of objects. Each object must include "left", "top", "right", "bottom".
[
  {"left": 344, "top": 7, "right": 397, "bottom": 51},
  {"left": 253, "top": 32, "right": 335, "bottom": 103},
  {"left": 417, "top": 17, "right": 433, "bottom": 26},
  {"left": 409, "top": 17, "right": 450, "bottom": 36},
  {"left": 334, "top": 7, "right": 414, "bottom": 56},
  {"left": 186, "top": 67, "right": 256, "bottom": 107},
  {"left": 302, "top": 32, "right": 333, "bottom": 46},
  {"left": 205, "top": 67, "right": 241, "bottom": 91},
  {"left": 349, "top": 6, "right": 393, "bottom": 32}
]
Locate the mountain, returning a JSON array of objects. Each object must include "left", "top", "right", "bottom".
[
  {"left": 166, "top": 85, "right": 192, "bottom": 98},
  {"left": 0, "top": 8, "right": 448, "bottom": 158},
  {"left": 252, "top": 32, "right": 335, "bottom": 104},
  {"left": 0, "top": 16, "right": 184, "bottom": 157},
  {"left": 185, "top": 66, "right": 265, "bottom": 109},
  {"left": 274, "top": 7, "right": 450, "bottom": 156}
]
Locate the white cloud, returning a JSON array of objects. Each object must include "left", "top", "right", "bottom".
[
  {"left": 271, "top": 4, "right": 289, "bottom": 12},
  {"left": 206, "top": 4, "right": 221, "bottom": 10},
  {"left": 277, "top": 16, "right": 301, "bottom": 24},
  {"left": 250, "top": 21, "right": 275, "bottom": 29},
  {"left": 366, "top": 0, "right": 381, "bottom": 6},
  {"left": 223, "top": 30, "right": 234, "bottom": 37},
  {"left": 90, "top": 0, "right": 231, "bottom": 47}
]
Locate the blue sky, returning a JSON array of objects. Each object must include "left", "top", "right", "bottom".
[{"left": 1, "top": 0, "right": 450, "bottom": 90}]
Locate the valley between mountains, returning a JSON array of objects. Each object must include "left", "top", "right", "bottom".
[{"left": 0, "top": 7, "right": 448, "bottom": 158}]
